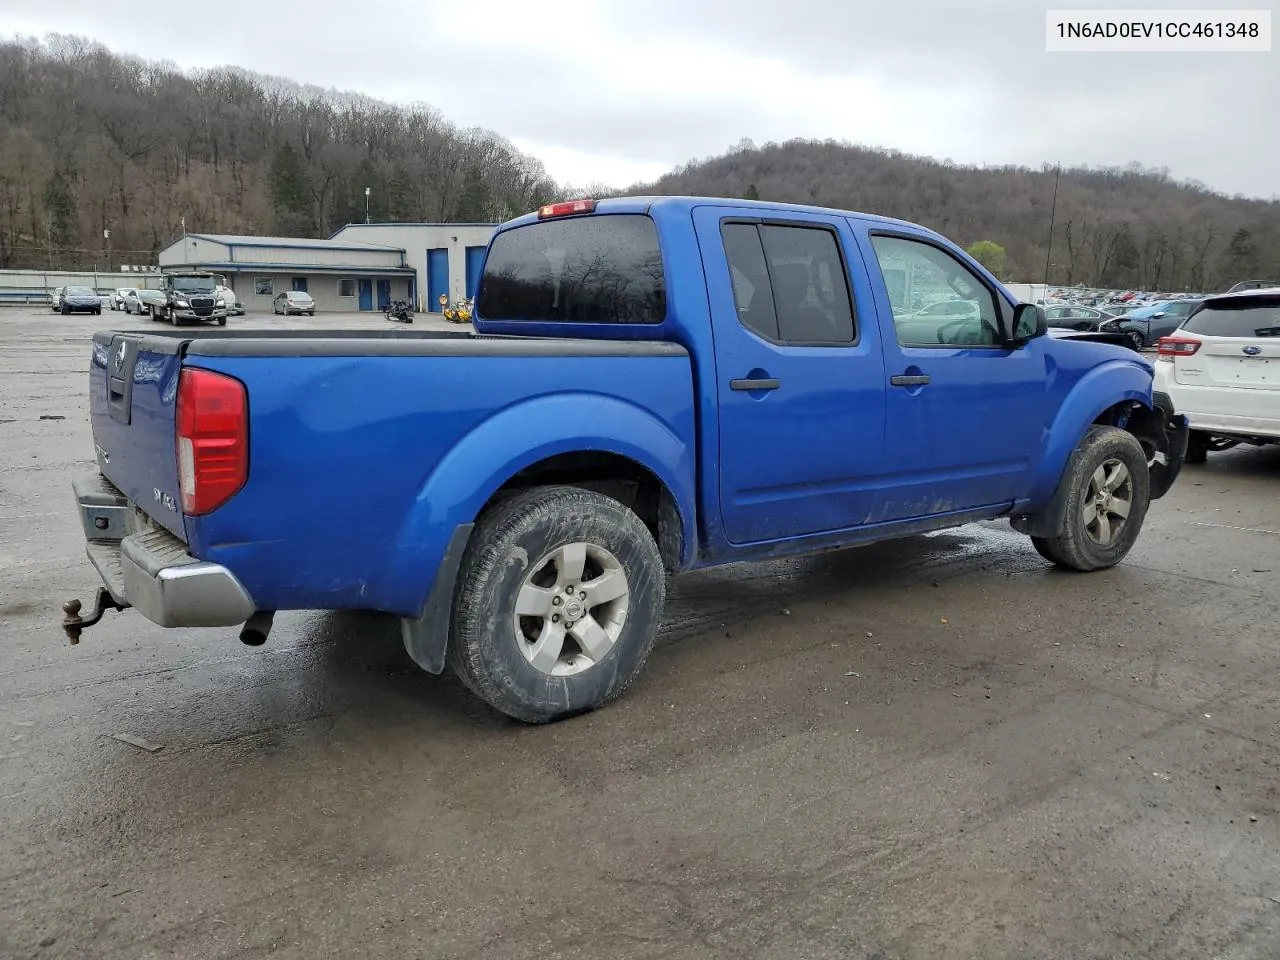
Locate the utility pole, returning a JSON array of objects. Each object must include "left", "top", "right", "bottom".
[
  {"left": 365, "top": 186, "right": 371, "bottom": 223},
  {"left": 1043, "top": 162, "right": 1061, "bottom": 287},
  {"left": 103, "top": 227, "right": 112, "bottom": 274}
]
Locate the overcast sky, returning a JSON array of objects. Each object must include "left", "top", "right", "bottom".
[{"left": 4, "top": 0, "right": 1277, "bottom": 198}]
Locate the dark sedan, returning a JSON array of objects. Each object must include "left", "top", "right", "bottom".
[
  {"left": 1044, "top": 305, "right": 1120, "bottom": 332},
  {"left": 1097, "top": 299, "right": 1203, "bottom": 349},
  {"left": 51, "top": 285, "right": 102, "bottom": 316}
]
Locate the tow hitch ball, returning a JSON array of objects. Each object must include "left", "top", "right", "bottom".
[{"left": 61, "top": 588, "right": 128, "bottom": 644}]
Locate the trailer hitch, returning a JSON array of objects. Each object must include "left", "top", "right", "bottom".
[{"left": 62, "top": 589, "right": 129, "bottom": 645}]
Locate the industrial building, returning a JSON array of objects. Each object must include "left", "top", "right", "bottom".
[
  {"left": 329, "top": 223, "right": 497, "bottom": 313},
  {"left": 156, "top": 222, "right": 497, "bottom": 314}
]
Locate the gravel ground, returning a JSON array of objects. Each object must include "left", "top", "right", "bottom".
[{"left": 2, "top": 306, "right": 1279, "bottom": 960}]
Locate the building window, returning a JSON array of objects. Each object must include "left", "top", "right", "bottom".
[
  {"left": 338, "top": 279, "right": 357, "bottom": 298},
  {"left": 255, "top": 277, "right": 274, "bottom": 296}
]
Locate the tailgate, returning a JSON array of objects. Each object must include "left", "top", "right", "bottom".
[
  {"left": 1177, "top": 337, "right": 1280, "bottom": 391},
  {"left": 89, "top": 331, "right": 188, "bottom": 541}
]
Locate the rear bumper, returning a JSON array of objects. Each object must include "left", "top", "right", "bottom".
[{"left": 74, "top": 474, "right": 255, "bottom": 627}]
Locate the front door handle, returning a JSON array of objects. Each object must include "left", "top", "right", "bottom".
[
  {"left": 890, "top": 374, "right": 930, "bottom": 387},
  {"left": 730, "top": 378, "right": 780, "bottom": 391}
]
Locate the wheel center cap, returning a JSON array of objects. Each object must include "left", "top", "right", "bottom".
[{"left": 563, "top": 599, "right": 584, "bottom": 621}]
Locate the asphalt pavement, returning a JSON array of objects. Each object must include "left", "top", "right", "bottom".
[{"left": 2, "top": 307, "right": 1280, "bottom": 960}]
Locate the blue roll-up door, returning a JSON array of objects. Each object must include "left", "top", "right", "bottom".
[
  {"left": 376, "top": 279, "right": 391, "bottom": 310},
  {"left": 427, "top": 248, "right": 449, "bottom": 312},
  {"left": 357, "top": 279, "right": 373, "bottom": 311},
  {"left": 292, "top": 277, "right": 308, "bottom": 292},
  {"left": 464, "top": 246, "right": 486, "bottom": 299}
]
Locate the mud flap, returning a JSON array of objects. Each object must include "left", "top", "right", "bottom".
[
  {"left": 1149, "top": 392, "right": 1188, "bottom": 501},
  {"left": 400, "top": 523, "right": 473, "bottom": 675}
]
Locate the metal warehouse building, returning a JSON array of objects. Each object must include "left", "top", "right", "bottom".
[
  {"left": 157, "top": 222, "right": 497, "bottom": 314},
  {"left": 329, "top": 223, "right": 497, "bottom": 313}
]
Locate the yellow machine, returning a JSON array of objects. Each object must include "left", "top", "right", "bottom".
[{"left": 442, "top": 294, "right": 473, "bottom": 323}]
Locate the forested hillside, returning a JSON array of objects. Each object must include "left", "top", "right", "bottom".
[
  {"left": 4, "top": 34, "right": 1278, "bottom": 290},
  {"left": 0, "top": 35, "right": 560, "bottom": 269},
  {"left": 636, "top": 139, "right": 1280, "bottom": 291}
]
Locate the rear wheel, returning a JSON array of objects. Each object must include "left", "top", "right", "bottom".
[
  {"left": 1030, "top": 425, "right": 1150, "bottom": 572},
  {"left": 448, "top": 485, "right": 666, "bottom": 723}
]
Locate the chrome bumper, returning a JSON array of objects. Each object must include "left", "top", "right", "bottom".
[{"left": 74, "top": 474, "right": 254, "bottom": 628}]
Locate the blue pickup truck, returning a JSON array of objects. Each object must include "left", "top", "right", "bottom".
[{"left": 63, "top": 196, "right": 1188, "bottom": 722}]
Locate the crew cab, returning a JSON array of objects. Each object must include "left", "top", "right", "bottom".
[
  {"left": 1154, "top": 286, "right": 1280, "bottom": 461},
  {"left": 62, "top": 196, "right": 1189, "bottom": 723}
]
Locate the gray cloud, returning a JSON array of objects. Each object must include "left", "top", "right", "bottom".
[{"left": 3, "top": 0, "right": 1275, "bottom": 197}]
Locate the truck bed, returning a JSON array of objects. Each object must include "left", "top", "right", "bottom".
[{"left": 88, "top": 325, "right": 693, "bottom": 616}]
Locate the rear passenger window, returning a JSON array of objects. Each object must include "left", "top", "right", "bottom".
[{"left": 721, "top": 222, "right": 855, "bottom": 344}]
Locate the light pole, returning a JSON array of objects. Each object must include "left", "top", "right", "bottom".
[
  {"left": 365, "top": 186, "right": 371, "bottom": 224},
  {"left": 103, "top": 227, "right": 112, "bottom": 274}
]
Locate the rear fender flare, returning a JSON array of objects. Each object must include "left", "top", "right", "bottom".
[{"left": 387, "top": 392, "right": 696, "bottom": 620}]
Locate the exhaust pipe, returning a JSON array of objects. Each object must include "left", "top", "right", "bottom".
[{"left": 239, "top": 610, "right": 275, "bottom": 646}]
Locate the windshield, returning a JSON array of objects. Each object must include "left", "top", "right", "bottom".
[
  {"left": 288, "top": 291, "right": 313, "bottom": 300},
  {"left": 66, "top": 286, "right": 96, "bottom": 296},
  {"left": 172, "top": 276, "right": 216, "bottom": 293},
  {"left": 1182, "top": 299, "right": 1280, "bottom": 338},
  {"left": 1124, "top": 302, "right": 1168, "bottom": 319}
]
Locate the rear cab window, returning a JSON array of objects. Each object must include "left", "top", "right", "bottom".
[
  {"left": 476, "top": 214, "right": 665, "bottom": 323},
  {"left": 1182, "top": 297, "right": 1280, "bottom": 338}
]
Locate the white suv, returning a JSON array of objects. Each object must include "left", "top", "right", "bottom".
[{"left": 1153, "top": 288, "right": 1280, "bottom": 462}]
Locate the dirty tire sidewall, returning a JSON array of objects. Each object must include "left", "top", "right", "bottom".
[
  {"left": 1046, "top": 425, "right": 1151, "bottom": 572},
  {"left": 449, "top": 485, "right": 666, "bottom": 723}
]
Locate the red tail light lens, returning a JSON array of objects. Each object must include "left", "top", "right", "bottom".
[
  {"left": 537, "top": 199, "right": 596, "bottom": 219},
  {"left": 176, "top": 368, "right": 247, "bottom": 516},
  {"left": 1156, "top": 336, "right": 1201, "bottom": 358}
]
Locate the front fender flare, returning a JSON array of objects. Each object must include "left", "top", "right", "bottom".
[{"left": 1026, "top": 359, "right": 1154, "bottom": 507}]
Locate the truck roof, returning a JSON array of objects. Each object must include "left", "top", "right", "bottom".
[{"left": 496, "top": 195, "right": 940, "bottom": 239}]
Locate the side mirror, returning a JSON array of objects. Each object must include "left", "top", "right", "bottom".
[
  {"left": 1009, "top": 302, "right": 1047, "bottom": 345},
  {"left": 1151, "top": 311, "right": 1166, "bottom": 319}
]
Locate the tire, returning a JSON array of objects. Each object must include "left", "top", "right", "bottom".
[
  {"left": 216, "top": 318, "right": 227, "bottom": 326},
  {"left": 94, "top": 308, "right": 101, "bottom": 315},
  {"left": 448, "top": 485, "right": 666, "bottom": 723},
  {"left": 1185, "top": 430, "right": 1209, "bottom": 464},
  {"left": 1030, "top": 425, "right": 1151, "bottom": 572},
  {"left": 1127, "top": 331, "right": 1144, "bottom": 351},
  {"left": 1030, "top": 536, "right": 1066, "bottom": 566}
]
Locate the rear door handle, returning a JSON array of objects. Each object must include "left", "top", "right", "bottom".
[
  {"left": 890, "top": 374, "right": 930, "bottom": 387},
  {"left": 730, "top": 378, "right": 780, "bottom": 391}
]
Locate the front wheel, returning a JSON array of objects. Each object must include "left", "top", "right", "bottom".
[
  {"left": 1030, "top": 425, "right": 1151, "bottom": 572},
  {"left": 448, "top": 485, "right": 666, "bottom": 723},
  {"left": 1127, "top": 331, "right": 1144, "bottom": 351}
]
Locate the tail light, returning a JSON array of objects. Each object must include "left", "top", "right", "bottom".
[
  {"left": 176, "top": 368, "right": 248, "bottom": 516},
  {"left": 537, "top": 199, "right": 596, "bottom": 219},
  {"left": 1156, "top": 336, "right": 1201, "bottom": 358}
]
